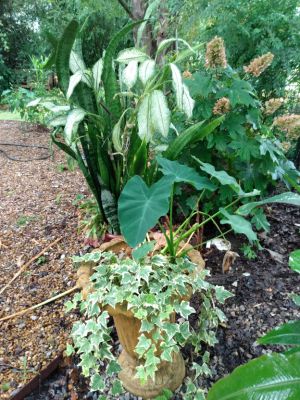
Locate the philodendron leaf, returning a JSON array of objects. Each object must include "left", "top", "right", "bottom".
[
  {"left": 150, "top": 90, "right": 170, "bottom": 138},
  {"left": 116, "top": 48, "right": 149, "bottom": 64},
  {"left": 92, "top": 57, "right": 103, "bottom": 89},
  {"left": 237, "top": 192, "right": 300, "bottom": 216},
  {"left": 207, "top": 351, "right": 300, "bottom": 400},
  {"left": 220, "top": 208, "right": 257, "bottom": 242},
  {"left": 118, "top": 175, "right": 174, "bottom": 247},
  {"left": 170, "top": 63, "right": 194, "bottom": 118},
  {"left": 138, "top": 93, "right": 153, "bottom": 141},
  {"left": 64, "top": 108, "right": 86, "bottom": 144},
  {"left": 139, "top": 59, "right": 156, "bottom": 86},
  {"left": 122, "top": 60, "right": 138, "bottom": 88},
  {"left": 258, "top": 321, "right": 300, "bottom": 346},
  {"left": 193, "top": 158, "right": 241, "bottom": 193},
  {"left": 157, "top": 156, "right": 216, "bottom": 191},
  {"left": 182, "top": 84, "right": 195, "bottom": 118},
  {"left": 289, "top": 250, "right": 300, "bottom": 273}
]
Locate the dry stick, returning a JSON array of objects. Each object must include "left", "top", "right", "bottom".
[
  {"left": 0, "top": 237, "right": 62, "bottom": 296},
  {"left": 0, "top": 286, "right": 79, "bottom": 322}
]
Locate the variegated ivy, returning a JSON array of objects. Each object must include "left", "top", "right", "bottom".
[{"left": 66, "top": 251, "right": 232, "bottom": 398}]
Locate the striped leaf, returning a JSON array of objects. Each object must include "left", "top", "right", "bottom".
[
  {"left": 150, "top": 90, "right": 170, "bottom": 138},
  {"left": 139, "top": 60, "right": 156, "bottom": 86},
  {"left": 122, "top": 60, "right": 138, "bottom": 88}
]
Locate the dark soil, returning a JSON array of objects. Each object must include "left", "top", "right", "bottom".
[{"left": 23, "top": 202, "right": 300, "bottom": 399}]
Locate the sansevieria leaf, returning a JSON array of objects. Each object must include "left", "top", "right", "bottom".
[
  {"left": 118, "top": 175, "right": 174, "bottom": 247},
  {"left": 207, "top": 351, "right": 300, "bottom": 400},
  {"left": 64, "top": 108, "right": 86, "bottom": 144}
]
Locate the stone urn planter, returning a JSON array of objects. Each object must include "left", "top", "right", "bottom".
[{"left": 76, "top": 236, "right": 205, "bottom": 399}]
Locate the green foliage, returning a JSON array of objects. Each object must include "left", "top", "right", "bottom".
[
  {"left": 207, "top": 352, "right": 300, "bottom": 400},
  {"left": 68, "top": 251, "right": 233, "bottom": 396},
  {"left": 208, "top": 247, "right": 300, "bottom": 399},
  {"left": 176, "top": 0, "right": 300, "bottom": 98}
]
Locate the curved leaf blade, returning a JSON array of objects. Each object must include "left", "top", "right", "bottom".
[
  {"left": 220, "top": 208, "right": 257, "bottom": 242},
  {"left": 237, "top": 192, "right": 300, "bottom": 216},
  {"left": 259, "top": 321, "right": 300, "bottom": 346},
  {"left": 207, "top": 352, "right": 300, "bottom": 400},
  {"left": 289, "top": 250, "right": 300, "bottom": 273},
  {"left": 118, "top": 176, "right": 174, "bottom": 247}
]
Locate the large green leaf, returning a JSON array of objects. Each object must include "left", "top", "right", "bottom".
[
  {"left": 118, "top": 176, "right": 174, "bottom": 247},
  {"left": 258, "top": 321, "right": 300, "bottom": 346},
  {"left": 207, "top": 351, "right": 300, "bottom": 400},
  {"left": 193, "top": 158, "right": 241, "bottom": 193},
  {"left": 289, "top": 250, "right": 300, "bottom": 273},
  {"left": 156, "top": 156, "right": 216, "bottom": 191},
  {"left": 238, "top": 192, "right": 300, "bottom": 216},
  {"left": 56, "top": 20, "right": 79, "bottom": 95},
  {"left": 220, "top": 208, "right": 257, "bottom": 242},
  {"left": 164, "top": 117, "right": 224, "bottom": 160}
]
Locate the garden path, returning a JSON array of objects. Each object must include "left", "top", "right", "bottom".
[{"left": 0, "top": 121, "right": 87, "bottom": 399}]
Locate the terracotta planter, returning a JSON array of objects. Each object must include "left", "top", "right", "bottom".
[{"left": 76, "top": 236, "right": 205, "bottom": 399}]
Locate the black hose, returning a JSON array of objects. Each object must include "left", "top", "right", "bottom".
[{"left": 0, "top": 142, "right": 50, "bottom": 162}]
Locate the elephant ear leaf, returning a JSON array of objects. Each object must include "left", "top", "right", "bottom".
[
  {"left": 118, "top": 175, "right": 174, "bottom": 247},
  {"left": 207, "top": 351, "right": 300, "bottom": 400}
]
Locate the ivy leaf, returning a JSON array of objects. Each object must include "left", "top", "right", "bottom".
[
  {"left": 215, "top": 286, "right": 233, "bottom": 304},
  {"left": 90, "top": 373, "right": 105, "bottom": 391},
  {"left": 179, "top": 321, "right": 190, "bottom": 339},
  {"left": 118, "top": 175, "right": 174, "bottom": 247},
  {"left": 107, "top": 360, "right": 121, "bottom": 376},
  {"left": 133, "top": 241, "right": 155, "bottom": 261},
  {"left": 176, "top": 301, "right": 195, "bottom": 319},
  {"left": 220, "top": 208, "right": 257, "bottom": 242},
  {"left": 65, "top": 343, "right": 74, "bottom": 356},
  {"left": 157, "top": 156, "right": 216, "bottom": 191},
  {"left": 111, "top": 380, "right": 123, "bottom": 395},
  {"left": 141, "top": 320, "right": 154, "bottom": 332},
  {"left": 161, "top": 346, "right": 173, "bottom": 362},
  {"left": 135, "top": 334, "right": 152, "bottom": 357}
]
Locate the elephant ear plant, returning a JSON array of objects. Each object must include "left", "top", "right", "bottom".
[{"left": 28, "top": 19, "right": 223, "bottom": 234}]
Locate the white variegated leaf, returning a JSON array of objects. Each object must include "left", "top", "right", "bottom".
[
  {"left": 67, "top": 71, "right": 83, "bottom": 99},
  {"left": 27, "top": 98, "right": 41, "bottom": 107},
  {"left": 170, "top": 63, "right": 184, "bottom": 109},
  {"left": 182, "top": 84, "right": 195, "bottom": 118},
  {"left": 48, "top": 115, "right": 68, "bottom": 127},
  {"left": 150, "top": 90, "right": 170, "bottom": 137},
  {"left": 122, "top": 60, "right": 138, "bottom": 89},
  {"left": 64, "top": 108, "right": 86, "bottom": 144},
  {"left": 112, "top": 120, "right": 123, "bottom": 152},
  {"left": 116, "top": 48, "right": 149, "bottom": 64},
  {"left": 41, "top": 102, "right": 70, "bottom": 113},
  {"left": 139, "top": 60, "right": 156, "bottom": 86},
  {"left": 69, "top": 51, "right": 86, "bottom": 74},
  {"left": 92, "top": 58, "right": 103, "bottom": 89},
  {"left": 138, "top": 93, "right": 153, "bottom": 142}
]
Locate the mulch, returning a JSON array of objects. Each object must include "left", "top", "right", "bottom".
[{"left": 1, "top": 120, "right": 299, "bottom": 399}]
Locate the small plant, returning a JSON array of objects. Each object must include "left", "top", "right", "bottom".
[
  {"left": 1, "top": 383, "right": 10, "bottom": 393},
  {"left": 36, "top": 255, "right": 47, "bottom": 265},
  {"left": 240, "top": 243, "right": 257, "bottom": 260},
  {"left": 16, "top": 215, "right": 37, "bottom": 227},
  {"left": 67, "top": 251, "right": 232, "bottom": 398}
]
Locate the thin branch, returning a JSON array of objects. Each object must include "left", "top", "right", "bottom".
[{"left": 117, "top": 0, "right": 135, "bottom": 19}]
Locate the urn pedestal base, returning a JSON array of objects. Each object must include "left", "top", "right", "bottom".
[{"left": 118, "top": 349, "right": 185, "bottom": 399}]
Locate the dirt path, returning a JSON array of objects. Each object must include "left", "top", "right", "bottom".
[{"left": 0, "top": 121, "right": 87, "bottom": 398}]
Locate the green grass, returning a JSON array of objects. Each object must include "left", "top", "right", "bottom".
[{"left": 0, "top": 110, "right": 22, "bottom": 121}]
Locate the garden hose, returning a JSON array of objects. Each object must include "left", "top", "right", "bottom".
[{"left": 0, "top": 142, "right": 50, "bottom": 162}]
